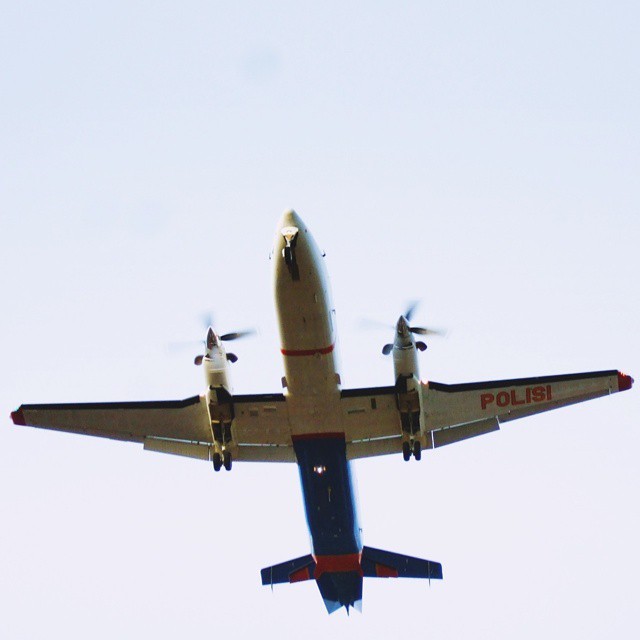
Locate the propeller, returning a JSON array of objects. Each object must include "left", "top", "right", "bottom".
[
  {"left": 370, "top": 300, "right": 446, "bottom": 355},
  {"left": 194, "top": 326, "right": 255, "bottom": 365},
  {"left": 404, "top": 301, "right": 419, "bottom": 322},
  {"left": 407, "top": 326, "right": 445, "bottom": 337},
  {"left": 220, "top": 330, "right": 255, "bottom": 342},
  {"left": 169, "top": 313, "right": 256, "bottom": 364},
  {"left": 402, "top": 301, "right": 446, "bottom": 337}
]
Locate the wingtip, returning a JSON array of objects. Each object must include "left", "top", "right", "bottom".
[
  {"left": 10, "top": 408, "right": 26, "bottom": 426},
  {"left": 617, "top": 372, "right": 634, "bottom": 392}
]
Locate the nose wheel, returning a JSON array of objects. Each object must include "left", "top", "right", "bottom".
[{"left": 223, "top": 449, "right": 232, "bottom": 471}]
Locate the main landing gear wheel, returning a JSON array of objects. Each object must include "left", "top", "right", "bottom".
[
  {"left": 223, "top": 449, "right": 232, "bottom": 471},
  {"left": 402, "top": 441, "right": 411, "bottom": 462},
  {"left": 413, "top": 440, "right": 422, "bottom": 461},
  {"left": 213, "top": 452, "right": 222, "bottom": 472}
]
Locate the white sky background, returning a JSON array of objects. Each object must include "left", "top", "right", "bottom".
[{"left": 1, "top": 1, "right": 639, "bottom": 637}]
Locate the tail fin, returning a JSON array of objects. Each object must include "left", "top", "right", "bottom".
[{"left": 361, "top": 546, "right": 443, "bottom": 580}]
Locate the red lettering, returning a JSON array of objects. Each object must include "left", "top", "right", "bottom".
[
  {"left": 481, "top": 393, "right": 494, "bottom": 409},
  {"left": 532, "top": 386, "right": 545, "bottom": 402},
  {"left": 481, "top": 385, "right": 552, "bottom": 409}
]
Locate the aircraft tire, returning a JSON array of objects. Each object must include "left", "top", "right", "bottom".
[
  {"left": 213, "top": 452, "right": 222, "bottom": 472},
  {"left": 402, "top": 441, "right": 411, "bottom": 461},
  {"left": 413, "top": 440, "right": 422, "bottom": 461},
  {"left": 223, "top": 449, "right": 232, "bottom": 471}
]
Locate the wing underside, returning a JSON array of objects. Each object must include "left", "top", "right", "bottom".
[
  {"left": 338, "top": 369, "right": 632, "bottom": 457},
  {"left": 11, "top": 393, "right": 296, "bottom": 463},
  {"left": 11, "top": 370, "right": 632, "bottom": 463}
]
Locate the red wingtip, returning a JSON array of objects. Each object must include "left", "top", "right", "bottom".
[
  {"left": 617, "top": 372, "right": 634, "bottom": 392},
  {"left": 10, "top": 408, "right": 26, "bottom": 426}
]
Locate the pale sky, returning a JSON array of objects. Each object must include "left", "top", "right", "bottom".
[{"left": 1, "top": 2, "right": 639, "bottom": 638}]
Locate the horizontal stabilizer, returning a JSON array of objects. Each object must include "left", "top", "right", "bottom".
[
  {"left": 361, "top": 546, "right": 443, "bottom": 580},
  {"left": 261, "top": 554, "right": 315, "bottom": 585}
]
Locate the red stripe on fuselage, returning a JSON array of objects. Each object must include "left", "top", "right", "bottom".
[
  {"left": 281, "top": 344, "right": 335, "bottom": 356},
  {"left": 313, "top": 553, "right": 363, "bottom": 579}
]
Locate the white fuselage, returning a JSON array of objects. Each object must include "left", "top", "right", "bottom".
[{"left": 272, "top": 211, "right": 342, "bottom": 435}]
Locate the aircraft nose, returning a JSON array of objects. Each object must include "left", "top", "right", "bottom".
[{"left": 279, "top": 209, "right": 304, "bottom": 230}]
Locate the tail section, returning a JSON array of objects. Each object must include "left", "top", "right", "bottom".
[
  {"left": 261, "top": 547, "right": 441, "bottom": 613},
  {"left": 361, "top": 546, "right": 443, "bottom": 580},
  {"left": 260, "top": 554, "right": 316, "bottom": 586}
]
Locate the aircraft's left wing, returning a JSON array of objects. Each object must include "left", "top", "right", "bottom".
[
  {"left": 11, "top": 393, "right": 294, "bottom": 463},
  {"left": 423, "top": 370, "right": 632, "bottom": 448},
  {"left": 340, "top": 370, "right": 633, "bottom": 458}
]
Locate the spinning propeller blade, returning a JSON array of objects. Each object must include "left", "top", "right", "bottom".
[{"left": 220, "top": 330, "right": 256, "bottom": 342}]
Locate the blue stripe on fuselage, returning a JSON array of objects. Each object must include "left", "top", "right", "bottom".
[{"left": 292, "top": 434, "right": 361, "bottom": 557}]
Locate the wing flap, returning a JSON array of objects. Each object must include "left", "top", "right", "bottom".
[
  {"left": 143, "top": 437, "right": 211, "bottom": 460},
  {"left": 432, "top": 416, "right": 500, "bottom": 448},
  {"left": 232, "top": 393, "right": 291, "bottom": 446},
  {"left": 340, "top": 386, "right": 400, "bottom": 441},
  {"left": 347, "top": 435, "right": 402, "bottom": 460},
  {"left": 234, "top": 444, "right": 295, "bottom": 463}
]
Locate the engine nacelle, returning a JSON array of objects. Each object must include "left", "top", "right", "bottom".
[{"left": 203, "top": 354, "right": 231, "bottom": 391}]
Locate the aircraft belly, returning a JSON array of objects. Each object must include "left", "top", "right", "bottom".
[{"left": 292, "top": 434, "right": 361, "bottom": 556}]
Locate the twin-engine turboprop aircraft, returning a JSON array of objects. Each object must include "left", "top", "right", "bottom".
[{"left": 11, "top": 210, "right": 633, "bottom": 614}]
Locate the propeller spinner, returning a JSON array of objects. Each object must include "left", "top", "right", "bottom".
[
  {"left": 194, "top": 326, "right": 255, "bottom": 365},
  {"left": 380, "top": 302, "right": 444, "bottom": 355}
]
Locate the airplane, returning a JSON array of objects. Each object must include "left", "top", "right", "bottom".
[{"left": 10, "top": 210, "right": 634, "bottom": 614}]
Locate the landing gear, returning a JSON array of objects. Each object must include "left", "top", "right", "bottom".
[
  {"left": 213, "top": 448, "right": 232, "bottom": 472},
  {"left": 410, "top": 412, "right": 421, "bottom": 435},
  {"left": 402, "top": 438, "right": 423, "bottom": 461},
  {"left": 210, "top": 419, "right": 234, "bottom": 472},
  {"left": 223, "top": 449, "right": 232, "bottom": 471}
]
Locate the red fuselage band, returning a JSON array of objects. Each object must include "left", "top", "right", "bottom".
[
  {"left": 313, "top": 553, "right": 363, "bottom": 579},
  {"left": 281, "top": 343, "right": 335, "bottom": 357}
]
